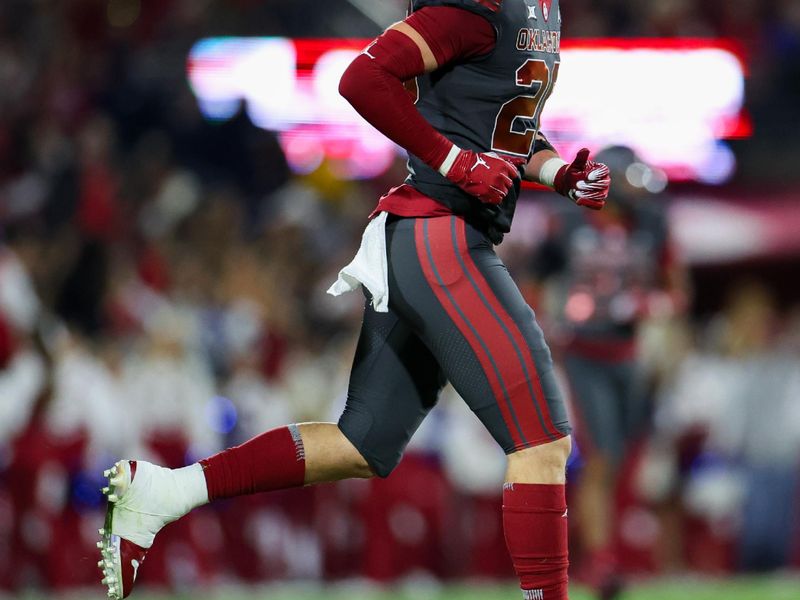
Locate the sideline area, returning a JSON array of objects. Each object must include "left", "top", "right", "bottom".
[{"left": 5, "top": 577, "right": 800, "bottom": 600}]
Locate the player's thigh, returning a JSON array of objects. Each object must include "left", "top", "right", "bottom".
[
  {"left": 615, "top": 360, "right": 650, "bottom": 441},
  {"left": 387, "top": 215, "right": 570, "bottom": 455},
  {"left": 338, "top": 297, "right": 446, "bottom": 478},
  {"left": 564, "top": 354, "right": 625, "bottom": 462}
]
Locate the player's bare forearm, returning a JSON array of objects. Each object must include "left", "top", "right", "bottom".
[
  {"left": 657, "top": 254, "right": 691, "bottom": 317},
  {"left": 523, "top": 148, "right": 561, "bottom": 184}
]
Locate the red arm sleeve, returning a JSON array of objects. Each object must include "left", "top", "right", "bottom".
[
  {"left": 338, "top": 7, "right": 496, "bottom": 171},
  {"left": 405, "top": 7, "right": 496, "bottom": 63}
]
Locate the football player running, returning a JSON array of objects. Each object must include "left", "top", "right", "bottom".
[{"left": 97, "top": 2, "right": 610, "bottom": 599}]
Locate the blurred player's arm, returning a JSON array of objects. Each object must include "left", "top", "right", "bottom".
[
  {"left": 651, "top": 233, "right": 691, "bottom": 318},
  {"left": 523, "top": 134, "right": 612, "bottom": 210},
  {"left": 339, "top": 8, "right": 524, "bottom": 205}
]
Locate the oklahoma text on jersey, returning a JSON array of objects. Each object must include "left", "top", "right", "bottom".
[{"left": 516, "top": 28, "right": 561, "bottom": 54}]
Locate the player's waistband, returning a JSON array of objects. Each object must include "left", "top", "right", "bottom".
[{"left": 564, "top": 336, "right": 637, "bottom": 362}]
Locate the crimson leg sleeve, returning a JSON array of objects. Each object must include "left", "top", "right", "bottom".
[
  {"left": 339, "top": 29, "right": 452, "bottom": 170},
  {"left": 503, "top": 483, "right": 570, "bottom": 600},
  {"left": 199, "top": 425, "right": 306, "bottom": 501}
]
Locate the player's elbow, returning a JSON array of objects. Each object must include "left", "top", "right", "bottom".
[
  {"left": 338, "top": 54, "right": 374, "bottom": 106},
  {"left": 338, "top": 58, "right": 361, "bottom": 103}
]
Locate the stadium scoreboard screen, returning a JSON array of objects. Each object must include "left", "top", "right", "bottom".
[{"left": 187, "top": 38, "right": 748, "bottom": 185}]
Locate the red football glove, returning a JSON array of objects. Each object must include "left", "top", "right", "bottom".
[
  {"left": 553, "top": 148, "right": 611, "bottom": 210},
  {"left": 444, "top": 149, "right": 526, "bottom": 205}
]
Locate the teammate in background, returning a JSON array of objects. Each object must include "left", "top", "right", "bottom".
[
  {"left": 533, "top": 146, "right": 687, "bottom": 599},
  {"left": 97, "top": 2, "right": 610, "bottom": 599}
]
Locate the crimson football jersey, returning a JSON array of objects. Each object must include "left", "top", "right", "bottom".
[{"left": 407, "top": 0, "right": 562, "bottom": 243}]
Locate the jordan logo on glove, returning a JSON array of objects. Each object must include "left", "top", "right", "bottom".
[
  {"left": 440, "top": 145, "right": 527, "bottom": 205},
  {"left": 471, "top": 155, "right": 492, "bottom": 172}
]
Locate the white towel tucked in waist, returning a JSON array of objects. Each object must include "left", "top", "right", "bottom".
[{"left": 327, "top": 211, "right": 389, "bottom": 312}]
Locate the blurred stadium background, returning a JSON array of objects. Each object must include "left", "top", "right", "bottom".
[{"left": 1, "top": 0, "right": 799, "bottom": 599}]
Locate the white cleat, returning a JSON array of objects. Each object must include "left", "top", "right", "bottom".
[{"left": 97, "top": 459, "right": 204, "bottom": 599}]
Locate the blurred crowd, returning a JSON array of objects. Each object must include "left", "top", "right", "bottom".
[{"left": 1, "top": 0, "right": 800, "bottom": 594}]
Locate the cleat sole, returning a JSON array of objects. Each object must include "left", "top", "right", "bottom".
[{"left": 97, "top": 460, "right": 132, "bottom": 600}]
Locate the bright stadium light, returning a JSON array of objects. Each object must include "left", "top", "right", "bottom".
[
  {"left": 187, "top": 37, "right": 297, "bottom": 126},
  {"left": 186, "top": 38, "right": 748, "bottom": 183},
  {"left": 545, "top": 41, "right": 747, "bottom": 184}
]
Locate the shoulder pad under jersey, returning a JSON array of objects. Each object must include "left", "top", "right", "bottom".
[{"left": 412, "top": 0, "right": 502, "bottom": 20}]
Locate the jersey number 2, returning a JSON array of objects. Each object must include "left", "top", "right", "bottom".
[{"left": 491, "top": 59, "right": 559, "bottom": 157}]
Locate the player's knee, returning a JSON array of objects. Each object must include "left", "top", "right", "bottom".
[
  {"left": 335, "top": 439, "right": 377, "bottom": 479},
  {"left": 371, "top": 455, "right": 403, "bottom": 479},
  {"left": 346, "top": 451, "right": 378, "bottom": 479},
  {"left": 337, "top": 411, "right": 403, "bottom": 479},
  {"left": 538, "top": 435, "right": 572, "bottom": 469},
  {"left": 347, "top": 448, "right": 400, "bottom": 479},
  {"left": 509, "top": 435, "right": 572, "bottom": 472}
]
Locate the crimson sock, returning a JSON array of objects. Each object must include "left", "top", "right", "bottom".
[
  {"left": 503, "top": 483, "right": 570, "bottom": 600},
  {"left": 199, "top": 425, "right": 306, "bottom": 501},
  {"left": 581, "top": 545, "right": 618, "bottom": 590}
]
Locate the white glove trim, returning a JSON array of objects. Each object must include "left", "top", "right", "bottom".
[{"left": 438, "top": 144, "right": 462, "bottom": 177}]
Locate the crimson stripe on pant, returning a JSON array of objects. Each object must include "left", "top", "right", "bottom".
[
  {"left": 452, "top": 218, "right": 562, "bottom": 441},
  {"left": 415, "top": 217, "right": 526, "bottom": 448}
]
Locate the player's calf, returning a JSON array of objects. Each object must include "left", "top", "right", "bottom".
[
  {"left": 504, "top": 436, "right": 572, "bottom": 600},
  {"left": 299, "top": 422, "right": 375, "bottom": 483}
]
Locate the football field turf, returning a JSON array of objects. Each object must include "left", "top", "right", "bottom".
[{"left": 6, "top": 578, "right": 799, "bottom": 600}]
